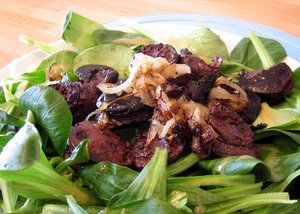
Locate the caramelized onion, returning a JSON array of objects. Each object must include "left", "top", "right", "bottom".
[{"left": 208, "top": 76, "right": 248, "bottom": 112}]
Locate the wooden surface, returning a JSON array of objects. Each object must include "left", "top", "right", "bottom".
[{"left": 0, "top": 0, "right": 300, "bottom": 69}]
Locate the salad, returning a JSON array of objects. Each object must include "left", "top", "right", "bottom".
[{"left": 0, "top": 11, "right": 300, "bottom": 213}]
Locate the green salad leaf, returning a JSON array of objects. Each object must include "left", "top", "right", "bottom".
[
  {"left": 230, "top": 36, "right": 287, "bottom": 69},
  {"left": 72, "top": 44, "right": 134, "bottom": 79},
  {"left": 37, "top": 50, "right": 78, "bottom": 81},
  {"left": 79, "top": 162, "right": 138, "bottom": 203},
  {"left": 92, "top": 29, "right": 152, "bottom": 46},
  {"left": 166, "top": 26, "right": 229, "bottom": 62},
  {"left": 62, "top": 11, "right": 105, "bottom": 49},
  {"left": 19, "top": 86, "right": 72, "bottom": 156},
  {"left": 257, "top": 136, "right": 300, "bottom": 182},
  {"left": 198, "top": 155, "right": 270, "bottom": 182}
]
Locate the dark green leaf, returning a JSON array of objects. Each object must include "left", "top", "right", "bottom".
[
  {"left": 230, "top": 36, "right": 287, "bottom": 69},
  {"left": 62, "top": 10, "right": 105, "bottom": 49},
  {"left": 55, "top": 139, "right": 90, "bottom": 173},
  {"left": 198, "top": 155, "right": 270, "bottom": 182},
  {"left": 19, "top": 86, "right": 72, "bottom": 156},
  {"left": 0, "top": 135, "right": 13, "bottom": 151},
  {"left": 79, "top": 162, "right": 138, "bottom": 203},
  {"left": 72, "top": 44, "right": 134, "bottom": 79},
  {"left": 93, "top": 29, "right": 152, "bottom": 46}
]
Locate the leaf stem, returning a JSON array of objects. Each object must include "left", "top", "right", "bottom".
[
  {"left": 167, "top": 153, "right": 200, "bottom": 176},
  {"left": 19, "top": 35, "right": 58, "bottom": 54},
  {"left": 248, "top": 32, "right": 275, "bottom": 68}
]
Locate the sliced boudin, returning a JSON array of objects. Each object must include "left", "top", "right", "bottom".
[
  {"left": 67, "top": 121, "right": 133, "bottom": 166},
  {"left": 137, "top": 43, "right": 179, "bottom": 64},
  {"left": 179, "top": 48, "right": 222, "bottom": 80},
  {"left": 238, "top": 63, "right": 293, "bottom": 105}
]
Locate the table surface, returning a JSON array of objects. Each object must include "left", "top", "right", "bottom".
[{"left": 0, "top": 0, "right": 299, "bottom": 69}]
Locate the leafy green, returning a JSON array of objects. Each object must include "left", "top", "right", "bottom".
[
  {"left": 55, "top": 139, "right": 90, "bottom": 173},
  {"left": 167, "top": 174, "right": 256, "bottom": 187},
  {"left": 248, "top": 32, "right": 275, "bottom": 68},
  {"left": 250, "top": 201, "right": 300, "bottom": 214},
  {"left": 263, "top": 168, "right": 300, "bottom": 194},
  {"left": 104, "top": 198, "right": 184, "bottom": 214},
  {"left": 19, "top": 86, "right": 72, "bottom": 156},
  {"left": 79, "top": 162, "right": 138, "bottom": 203},
  {"left": 37, "top": 50, "right": 78, "bottom": 81},
  {"left": 253, "top": 103, "right": 300, "bottom": 129},
  {"left": 230, "top": 35, "right": 286, "bottom": 69},
  {"left": 167, "top": 153, "right": 200, "bottom": 176},
  {"left": 0, "top": 116, "right": 41, "bottom": 171},
  {"left": 92, "top": 29, "right": 152, "bottom": 46},
  {"left": 62, "top": 10, "right": 105, "bottom": 49},
  {"left": 167, "top": 190, "right": 192, "bottom": 213},
  {"left": 6, "top": 69, "right": 46, "bottom": 85},
  {"left": 199, "top": 155, "right": 270, "bottom": 181},
  {"left": 72, "top": 44, "right": 134, "bottom": 79},
  {"left": 292, "top": 67, "right": 300, "bottom": 90},
  {"left": 220, "top": 59, "right": 254, "bottom": 77},
  {"left": 0, "top": 180, "right": 17, "bottom": 213},
  {"left": 66, "top": 195, "right": 88, "bottom": 214},
  {"left": 0, "top": 135, "right": 13, "bottom": 151},
  {"left": 201, "top": 193, "right": 295, "bottom": 214},
  {"left": 257, "top": 136, "right": 300, "bottom": 182},
  {"left": 108, "top": 148, "right": 168, "bottom": 206},
  {"left": 166, "top": 26, "right": 229, "bottom": 62}
]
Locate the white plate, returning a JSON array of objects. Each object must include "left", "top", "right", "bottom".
[{"left": 1, "top": 13, "right": 300, "bottom": 78}]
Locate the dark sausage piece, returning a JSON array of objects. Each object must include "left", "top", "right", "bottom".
[
  {"left": 240, "top": 88, "right": 261, "bottom": 124},
  {"left": 161, "top": 73, "right": 192, "bottom": 98},
  {"left": 51, "top": 82, "right": 98, "bottom": 123},
  {"left": 208, "top": 104, "right": 259, "bottom": 158},
  {"left": 212, "top": 139, "right": 259, "bottom": 158},
  {"left": 161, "top": 82, "right": 184, "bottom": 98},
  {"left": 238, "top": 63, "right": 293, "bottom": 105},
  {"left": 191, "top": 72, "right": 219, "bottom": 104},
  {"left": 208, "top": 104, "right": 254, "bottom": 146},
  {"left": 52, "top": 65, "right": 119, "bottom": 123},
  {"left": 76, "top": 65, "right": 119, "bottom": 86},
  {"left": 97, "top": 93, "right": 154, "bottom": 126},
  {"left": 68, "top": 121, "right": 133, "bottom": 166},
  {"left": 180, "top": 48, "right": 222, "bottom": 80},
  {"left": 137, "top": 43, "right": 179, "bottom": 64},
  {"left": 132, "top": 122, "right": 191, "bottom": 169}
]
